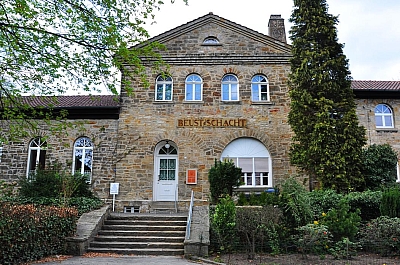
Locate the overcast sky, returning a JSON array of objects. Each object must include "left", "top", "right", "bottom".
[{"left": 145, "top": 0, "right": 400, "bottom": 81}]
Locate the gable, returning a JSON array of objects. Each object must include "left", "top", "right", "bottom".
[{"left": 135, "top": 13, "right": 291, "bottom": 65}]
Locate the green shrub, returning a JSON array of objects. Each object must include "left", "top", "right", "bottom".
[
  {"left": 278, "top": 177, "right": 313, "bottom": 230},
  {"left": 320, "top": 198, "right": 361, "bottom": 242},
  {"left": 2, "top": 196, "right": 103, "bottom": 216},
  {"left": 236, "top": 205, "right": 282, "bottom": 258},
  {"left": 380, "top": 187, "right": 400, "bottom": 218},
  {"left": 329, "top": 237, "right": 360, "bottom": 260},
  {"left": 208, "top": 159, "right": 242, "bottom": 203},
  {"left": 358, "top": 216, "right": 400, "bottom": 256},
  {"left": 211, "top": 195, "right": 237, "bottom": 252},
  {"left": 346, "top": 190, "right": 382, "bottom": 221},
  {"left": 362, "top": 144, "right": 398, "bottom": 190},
  {"left": 0, "top": 202, "right": 78, "bottom": 265},
  {"left": 293, "top": 223, "right": 331, "bottom": 256},
  {"left": 19, "top": 169, "right": 94, "bottom": 200},
  {"left": 237, "top": 191, "right": 279, "bottom": 206},
  {"left": 0, "top": 180, "right": 17, "bottom": 200},
  {"left": 308, "top": 189, "right": 343, "bottom": 219}
]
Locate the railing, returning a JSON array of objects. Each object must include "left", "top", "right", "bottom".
[
  {"left": 186, "top": 189, "right": 194, "bottom": 240},
  {"left": 174, "top": 183, "right": 178, "bottom": 213}
]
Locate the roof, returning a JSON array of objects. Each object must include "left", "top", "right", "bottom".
[
  {"left": 21, "top": 95, "right": 120, "bottom": 108},
  {"left": 351, "top": 81, "right": 400, "bottom": 91}
]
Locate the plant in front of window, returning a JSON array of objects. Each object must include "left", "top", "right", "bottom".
[
  {"left": 208, "top": 159, "right": 242, "bottom": 204},
  {"left": 361, "top": 144, "right": 398, "bottom": 190},
  {"left": 288, "top": 0, "right": 366, "bottom": 192}
]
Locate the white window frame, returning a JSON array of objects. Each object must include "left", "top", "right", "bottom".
[
  {"left": 72, "top": 137, "right": 93, "bottom": 183},
  {"left": 185, "top": 74, "right": 203, "bottom": 101},
  {"left": 251, "top": 75, "right": 270, "bottom": 102},
  {"left": 26, "top": 137, "right": 47, "bottom": 178},
  {"left": 221, "top": 74, "right": 239, "bottom": 101},
  {"left": 0, "top": 146, "right": 2, "bottom": 163},
  {"left": 155, "top": 75, "right": 173, "bottom": 101},
  {"left": 221, "top": 138, "right": 272, "bottom": 188},
  {"left": 375, "top": 104, "right": 394, "bottom": 128}
]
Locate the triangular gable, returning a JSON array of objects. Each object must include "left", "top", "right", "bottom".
[{"left": 135, "top": 13, "right": 291, "bottom": 54}]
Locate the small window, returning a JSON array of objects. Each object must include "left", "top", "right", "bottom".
[
  {"left": 73, "top": 137, "right": 93, "bottom": 183},
  {"left": 155, "top": 75, "right": 173, "bottom": 101},
  {"left": 375, "top": 104, "right": 394, "bottom": 128},
  {"left": 185, "top": 74, "right": 203, "bottom": 101},
  {"left": 27, "top": 137, "right": 47, "bottom": 178},
  {"left": 251, "top": 75, "right": 269, "bottom": 101},
  {"left": 203, "top": 37, "right": 219, "bottom": 45},
  {"left": 221, "top": 74, "right": 239, "bottom": 101}
]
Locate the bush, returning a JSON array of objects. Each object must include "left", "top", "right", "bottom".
[
  {"left": 293, "top": 223, "right": 331, "bottom": 256},
  {"left": 362, "top": 144, "right": 398, "bottom": 190},
  {"left": 211, "top": 196, "right": 237, "bottom": 252},
  {"left": 278, "top": 177, "right": 313, "bottom": 230},
  {"left": 358, "top": 216, "right": 400, "bottom": 256},
  {"left": 346, "top": 190, "right": 382, "bottom": 221},
  {"left": 329, "top": 237, "right": 360, "bottom": 260},
  {"left": 0, "top": 202, "right": 78, "bottom": 265},
  {"left": 2, "top": 196, "right": 103, "bottom": 216},
  {"left": 19, "top": 169, "right": 93, "bottom": 200},
  {"left": 237, "top": 191, "right": 279, "bottom": 206},
  {"left": 308, "top": 189, "right": 343, "bottom": 219},
  {"left": 320, "top": 198, "right": 361, "bottom": 242},
  {"left": 380, "top": 187, "right": 400, "bottom": 218},
  {"left": 236, "top": 205, "right": 282, "bottom": 258},
  {"left": 208, "top": 159, "right": 242, "bottom": 203}
]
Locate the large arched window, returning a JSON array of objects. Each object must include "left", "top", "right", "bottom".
[
  {"left": 221, "top": 74, "right": 239, "bottom": 101},
  {"left": 185, "top": 74, "right": 203, "bottom": 101},
  {"left": 375, "top": 104, "right": 394, "bottom": 128},
  {"left": 27, "top": 137, "right": 47, "bottom": 178},
  {"left": 221, "top": 138, "right": 271, "bottom": 187},
  {"left": 155, "top": 75, "right": 173, "bottom": 101},
  {"left": 73, "top": 137, "right": 93, "bottom": 183},
  {"left": 251, "top": 75, "right": 269, "bottom": 101}
]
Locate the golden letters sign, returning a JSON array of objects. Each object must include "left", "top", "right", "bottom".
[{"left": 177, "top": 118, "right": 247, "bottom": 128}]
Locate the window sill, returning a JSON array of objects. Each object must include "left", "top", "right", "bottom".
[
  {"left": 183, "top": 101, "right": 204, "bottom": 104},
  {"left": 235, "top": 186, "right": 273, "bottom": 192},
  {"left": 221, "top": 100, "right": 241, "bottom": 105},
  {"left": 251, "top": 101, "right": 275, "bottom": 105},
  {"left": 153, "top": 101, "right": 175, "bottom": 104},
  {"left": 376, "top": 128, "right": 398, "bottom": 132}
]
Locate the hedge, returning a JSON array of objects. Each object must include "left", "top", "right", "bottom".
[{"left": 0, "top": 202, "right": 78, "bottom": 265}]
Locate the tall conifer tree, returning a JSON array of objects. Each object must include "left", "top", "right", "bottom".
[{"left": 288, "top": 0, "right": 366, "bottom": 192}]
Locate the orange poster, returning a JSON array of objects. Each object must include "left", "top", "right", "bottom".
[{"left": 186, "top": 169, "right": 197, "bottom": 184}]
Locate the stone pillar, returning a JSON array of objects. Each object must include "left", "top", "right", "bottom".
[
  {"left": 184, "top": 206, "right": 210, "bottom": 257},
  {"left": 268, "top": 15, "right": 287, "bottom": 43}
]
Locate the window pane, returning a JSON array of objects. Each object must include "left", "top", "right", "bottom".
[
  {"left": 255, "top": 158, "right": 269, "bottom": 172},
  {"left": 195, "top": 84, "right": 202, "bottom": 100},
  {"left": 29, "top": 150, "right": 38, "bottom": 171},
  {"left": 384, "top": 116, "right": 393, "bottom": 127},
  {"left": 239, "top": 158, "right": 253, "bottom": 173},
  {"left": 156, "top": 84, "right": 164, "bottom": 100},
  {"left": 251, "top": 84, "right": 259, "bottom": 101},
  {"left": 375, "top": 116, "right": 383, "bottom": 127},
  {"left": 186, "top": 84, "right": 193, "bottom": 100},
  {"left": 231, "top": 84, "right": 238, "bottom": 100},
  {"left": 222, "top": 84, "right": 229, "bottom": 100},
  {"left": 165, "top": 84, "right": 172, "bottom": 100}
]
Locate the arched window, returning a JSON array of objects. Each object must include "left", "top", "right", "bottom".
[
  {"left": 251, "top": 75, "right": 269, "bottom": 101},
  {"left": 185, "top": 74, "right": 203, "bottom": 101},
  {"left": 73, "top": 137, "right": 93, "bottom": 183},
  {"left": 221, "top": 74, "right": 239, "bottom": 101},
  {"left": 375, "top": 104, "right": 394, "bottom": 128},
  {"left": 221, "top": 138, "right": 271, "bottom": 187},
  {"left": 203, "top": 36, "right": 220, "bottom": 45},
  {"left": 155, "top": 75, "right": 173, "bottom": 101},
  {"left": 27, "top": 137, "right": 47, "bottom": 178}
]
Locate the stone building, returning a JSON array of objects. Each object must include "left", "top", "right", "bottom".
[{"left": 1, "top": 14, "right": 400, "bottom": 212}]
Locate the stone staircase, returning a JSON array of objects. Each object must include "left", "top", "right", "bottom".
[{"left": 88, "top": 213, "right": 187, "bottom": 255}]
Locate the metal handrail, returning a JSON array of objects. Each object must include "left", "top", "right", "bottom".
[{"left": 186, "top": 189, "right": 194, "bottom": 240}]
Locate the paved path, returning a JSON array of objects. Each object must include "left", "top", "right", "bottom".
[{"left": 40, "top": 256, "right": 213, "bottom": 265}]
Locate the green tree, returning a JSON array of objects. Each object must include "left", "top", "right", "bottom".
[
  {"left": 0, "top": 0, "right": 186, "bottom": 142},
  {"left": 288, "top": 0, "right": 366, "bottom": 192},
  {"left": 208, "top": 159, "right": 242, "bottom": 203},
  {"left": 362, "top": 144, "right": 398, "bottom": 190}
]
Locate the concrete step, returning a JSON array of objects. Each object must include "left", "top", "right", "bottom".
[
  {"left": 87, "top": 247, "right": 184, "bottom": 256},
  {"left": 90, "top": 241, "right": 184, "bottom": 249},
  {"left": 93, "top": 235, "right": 185, "bottom": 243},
  {"left": 97, "top": 230, "right": 185, "bottom": 237},
  {"left": 104, "top": 219, "right": 186, "bottom": 226},
  {"left": 100, "top": 225, "right": 186, "bottom": 231}
]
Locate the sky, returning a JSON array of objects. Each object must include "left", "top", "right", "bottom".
[{"left": 144, "top": 0, "right": 400, "bottom": 81}]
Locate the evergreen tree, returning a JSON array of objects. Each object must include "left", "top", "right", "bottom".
[{"left": 288, "top": 0, "right": 366, "bottom": 192}]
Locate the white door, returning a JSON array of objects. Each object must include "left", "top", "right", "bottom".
[{"left": 154, "top": 141, "right": 178, "bottom": 201}]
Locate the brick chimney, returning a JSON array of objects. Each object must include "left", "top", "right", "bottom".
[{"left": 268, "top": 15, "right": 287, "bottom": 43}]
